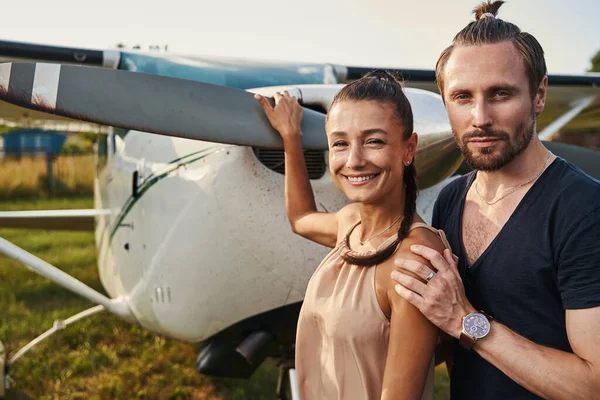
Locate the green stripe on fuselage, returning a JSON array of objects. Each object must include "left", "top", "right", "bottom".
[{"left": 108, "top": 147, "right": 218, "bottom": 241}]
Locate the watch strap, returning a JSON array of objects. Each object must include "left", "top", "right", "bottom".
[
  {"left": 479, "top": 310, "right": 494, "bottom": 322},
  {"left": 459, "top": 331, "right": 477, "bottom": 349}
]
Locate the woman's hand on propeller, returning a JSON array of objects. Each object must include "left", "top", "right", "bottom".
[{"left": 255, "top": 90, "right": 304, "bottom": 143}]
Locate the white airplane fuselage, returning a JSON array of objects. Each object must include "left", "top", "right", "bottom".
[
  {"left": 91, "top": 85, "right": 460, "bottom": 345},
  {"left": 94, "top": 131, "right": 348, "bottom": 343}
]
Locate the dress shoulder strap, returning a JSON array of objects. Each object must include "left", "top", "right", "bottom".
[
  {"left": 408, "top": 222, "right": 458, "bottom": 263},
  {"left": 408, "top": 222, "right": 437, "bottom": 233}
]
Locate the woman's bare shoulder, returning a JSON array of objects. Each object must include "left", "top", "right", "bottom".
[
  {"left": 336, "top": 203, "right": 359, "bottom": 220},
  {"left": 378, "top": 222, "right": 447, "bottom": 288},
  {"left": 335, "top": 204, "right": 360, "bottom": 236}
]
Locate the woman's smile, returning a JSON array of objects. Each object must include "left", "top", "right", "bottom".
[{"left": 344, "top": 173, "right": 381, "bottom": 186}]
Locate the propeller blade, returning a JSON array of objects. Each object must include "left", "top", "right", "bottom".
[{"left": 0, "top": 62, "right": 328, "bottom": 150}]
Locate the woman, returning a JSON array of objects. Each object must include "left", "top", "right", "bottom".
[{"left": 255, "top": 71, "right": 451, "bottom": 400}]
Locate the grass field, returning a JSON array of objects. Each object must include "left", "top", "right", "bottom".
[
  {"left": 0, "top": 155, "right": 94, "bottom": 199},
  {"left": 0, "top": 197, "right": 450, "bottom": 399}
]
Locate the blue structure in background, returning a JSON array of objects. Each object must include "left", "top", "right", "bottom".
[{"left": 2, "top": 129, "right": 66, "bottom": 156}]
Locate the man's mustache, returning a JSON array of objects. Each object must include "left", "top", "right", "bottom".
[{"left": 462, "top": 129, "right": 510, "bottom": 143}]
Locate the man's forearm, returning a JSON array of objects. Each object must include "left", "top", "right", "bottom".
[
  {"left": 390, "top": 247, "right": 600, "bottom": 398},
  {"left": 475, "top": 322, "right": 598, "bottom": 400}
]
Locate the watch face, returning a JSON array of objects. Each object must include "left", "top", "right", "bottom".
[{"left": 463, "top": 313, "right": 491, "bottom": 339}]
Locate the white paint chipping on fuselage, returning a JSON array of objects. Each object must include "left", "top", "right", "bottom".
[{"left": 92, "top": 85, "right": 458, "bottom": 343}]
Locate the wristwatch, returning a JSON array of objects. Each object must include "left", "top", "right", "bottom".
[{"left": 459, "top": 311, "right": 493, "bottom": 350}]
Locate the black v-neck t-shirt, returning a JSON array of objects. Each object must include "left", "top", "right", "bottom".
[{"left": 432, "top": 157, "right": 600, "bottom": 399}]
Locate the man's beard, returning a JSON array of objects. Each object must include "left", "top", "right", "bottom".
[{"left": 454, "top": 119, "right": 535, "bottom": 172}]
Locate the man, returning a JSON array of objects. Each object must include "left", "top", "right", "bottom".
[{"left": 391, "top": 1, "right": 600, "bottom": 399}]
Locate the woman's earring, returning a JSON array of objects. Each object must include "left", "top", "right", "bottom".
[{"left": 404, "top": 160, "right": 411, "bottom": 166}]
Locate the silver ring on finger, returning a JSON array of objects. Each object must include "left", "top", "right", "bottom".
[{"left": 425, "top": 271, "right": 435, "bottom": 282}]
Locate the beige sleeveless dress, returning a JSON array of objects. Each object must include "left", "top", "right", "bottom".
[{"left": 295, "top": 221, "right": 453, "bottom": 400}]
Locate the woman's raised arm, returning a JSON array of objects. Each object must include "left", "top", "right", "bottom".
[{"left": 255, "top": 91, "right": 338, "bottom": 247}]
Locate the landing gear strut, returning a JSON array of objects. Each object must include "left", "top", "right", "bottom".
[
  {"left": 276, "top": 359, "right": 300, "bottom": 400},
  {"left": 0, "top": 305, "right": 105, "bottom": 398}
]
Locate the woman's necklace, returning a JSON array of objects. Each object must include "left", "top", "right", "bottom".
[
  {"left": 359, "top": 214, "right": 404, "bottom": 246},
  {"left": 475, "top": 152, "right": 552, "bottom": 206}
]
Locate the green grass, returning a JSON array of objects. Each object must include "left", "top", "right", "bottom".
[
  {"left": 0, "top": 197, "right": 450, "bottom": 399},
  {"left": 0, "top": 197, "right": 278, "bottom": 399}
]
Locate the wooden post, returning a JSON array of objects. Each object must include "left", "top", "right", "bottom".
[{"left": 46, "top": 152, "right": 55, "bottom": 197}]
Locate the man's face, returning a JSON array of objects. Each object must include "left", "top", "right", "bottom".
[{"left": 441, "top": 41, "right": 546, "bottom": 171}]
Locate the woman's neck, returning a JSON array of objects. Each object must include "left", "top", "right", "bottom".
[{"left": 357, "top": 196, "right": 406, "bottom": 241}]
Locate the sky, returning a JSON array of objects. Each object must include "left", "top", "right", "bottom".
[{"left": 2, "top": 0, "right": 599, "bottom": 74}]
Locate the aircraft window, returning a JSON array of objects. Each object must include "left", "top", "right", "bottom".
[{"left": 253, "top": 148, "right": 326, "bottom": 179}]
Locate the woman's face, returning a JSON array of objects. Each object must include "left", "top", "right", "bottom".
[{"left": 326, "top": 100, "right": 417, "bottom": 205}]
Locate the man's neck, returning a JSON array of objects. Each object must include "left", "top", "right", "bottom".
[{"left": 475, "top": 138, "right": 551, "bottom": 194}]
